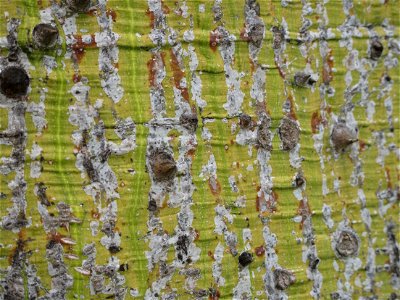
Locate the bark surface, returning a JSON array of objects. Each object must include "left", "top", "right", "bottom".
[{"left": 0, "top": 0, "right": 399, "bottom": 299}]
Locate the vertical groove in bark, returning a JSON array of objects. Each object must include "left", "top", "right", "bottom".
[
  {"left": 203, "top": 1, "right": 241, "bottom": 297},
  {"left": 145, "top": 1, "right": 174, "bottom": 297}
]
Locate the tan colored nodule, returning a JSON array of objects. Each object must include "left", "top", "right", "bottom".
[
  {"left": 273, "top": 268, "right": 296, "bottom": 290},
  {"left": 256, "top": 114, "right": 272, "bottom": 150},
  {"left": 294, "top": 71, "right": 316, "bottom": 88},
  {"left": 150, "top": 150, "right": 177, "bottom": 182},
  {"left": 336, "top": 231, "right": 359, "bottom": 258},
  {"left": 330, "top": 123, "right": 358, "bottom": 152},
  {"left": 278, "top": 116, "right": 300, "bottom": 151}
]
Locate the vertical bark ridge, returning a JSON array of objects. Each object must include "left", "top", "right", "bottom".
[
  {"left": 0, "top": 18, "right": 39, "bottom": 299},
  {"left": 145, "top": 1, "right": 200, "bottom": 298},
  {"left": 240, "top": 1, "right": 287, "bottom": 299}
]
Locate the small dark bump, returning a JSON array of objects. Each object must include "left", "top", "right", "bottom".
[
  {"left": 7, "top": 52, "right": 19, "bottom": 62},
  {"left": 370, "top": 39, "right": 384, "bottom": 60},
  {"left": 35, "top": 182, "right": 51, "bottom": 206},
  {"left": 108, "top": 244, "right": 121, "bottom": 254},
  {"left": 46, "top": 240, "right": 57, "bottom": 250},
  {"left": 307, "top": 76, "right": 317, "bottom": 85},
  {"left": 0, "top": 66, "right": 30, "bottom": 98},
  {"left": 238, "top": 251, "right": 253, "bottom": 267},
  {"left": 67, "top": 0, "right": 91, "bottom": 12},
  {"left": 239, "top": 113, "right": 252, "bottom": 129},
  {"left": 309, "top": 257, "right": 320, "bottom": 270},
  {"left": 294, "top": 174, "right": 305, "bottom": 187},
  {"left": 180, "top": 112, "right": 198, "bottom": 132},
  {"left": 389, "top": 293, "right": 398, "bottom": 300},
  {"left": 119, "top": 263, "right": 129, "bottom": 272},
  {"left": 148, "top": 199, "right": 157, "bottom": 212},
  {"left": 294, "top": 71, "right": 316, "bottom": 88},
  {"left": 32, "top": 23, "right": 59, "bottom": 49}
]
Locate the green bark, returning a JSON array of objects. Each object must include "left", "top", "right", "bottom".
[{"left": 0, "top": 0, "right": 399, "bottom": 299}]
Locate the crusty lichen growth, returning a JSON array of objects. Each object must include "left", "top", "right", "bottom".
[{"left": 0, "top": 0, "right": 399, "bottom": 299}]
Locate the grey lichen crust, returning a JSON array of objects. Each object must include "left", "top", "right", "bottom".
[
  {"left": 0, "top": 18, "right": 38, "bottom": 300},
  {"left": 144, "top": 1, "right": 201, "bottom": 298},
  {"left": 0, "top": 0, "right": 398, "bottom": 298},
  {"left": 0, "top": 19, "right": 30, "bottom": 232}
]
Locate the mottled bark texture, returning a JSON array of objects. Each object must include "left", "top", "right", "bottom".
[{"left": 0, "top": 0, "right": 399, "bottom": 299}]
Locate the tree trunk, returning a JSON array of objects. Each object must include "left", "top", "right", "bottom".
[{"left": 0, "top": 0, "right": 398, "bottom": 299}]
